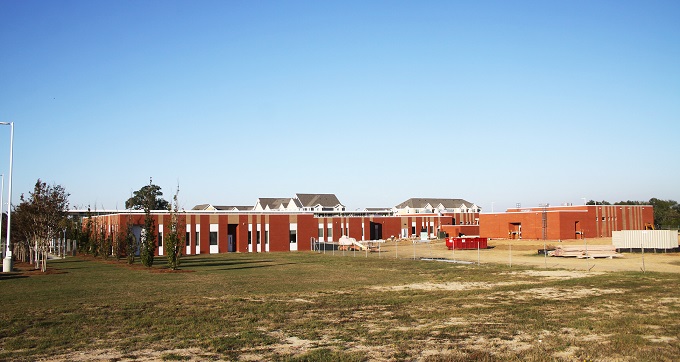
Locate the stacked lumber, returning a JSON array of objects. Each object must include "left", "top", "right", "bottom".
[{"left": 549, "top": 245, "right": 622, "bottom": 259}]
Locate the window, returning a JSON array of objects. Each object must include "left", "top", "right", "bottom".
[
  {"left": 318, "top": 227, "right": 324, "bottom": 238},
  {"left": 196, "top": 231, "right": 200, "bottom": 246},
  {"left": 265, "top": 231, "right": 269, "bottom": 245},
  {"left": 158, "top": 232, "right": 163, "bottom": 247},
  {"left": 209, "top": 231, "right": 217, "bottom": 246},
  {"left": 185, "top": 232, "right": 190, "bottom": 247},
  {"left": 327, "top": 227, "right": 333, "bottom": 238},
  {"left": 256, "top": 231, "right": 261, "bottom": 245},
  {"left": 289, "top": 229, "right": 297, "bottom": 243},
  {"left": 248, "top": 230, "right": 252, "bottom": 245}
]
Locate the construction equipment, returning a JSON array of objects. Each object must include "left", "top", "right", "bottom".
[
  {"left": 338, "top": 235, "right": 367, "bottom": 251},
  {"left": 338, "top": 236, "right": 381, "bottom": 252}
]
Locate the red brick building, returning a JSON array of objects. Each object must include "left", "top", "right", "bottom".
[
  {"left": 90, "top": 210, "right": 479, "bottom": 255},
  {"left": 479, "top": 205, "right": 653, "bottom": 240}
]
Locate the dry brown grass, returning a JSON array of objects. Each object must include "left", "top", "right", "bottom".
[{"left": 1, "top": 251, "right": 679, "bottom": 361}]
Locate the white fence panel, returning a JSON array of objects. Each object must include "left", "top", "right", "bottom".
[{"left": 612, "top": 230, "right": 679, "bottom": 249}]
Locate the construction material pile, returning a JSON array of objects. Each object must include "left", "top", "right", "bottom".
[{"left": 549, "top": 245, "right": 622, "bottom": 259}]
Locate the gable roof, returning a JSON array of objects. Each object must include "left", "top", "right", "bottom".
[
  {"left": 364, "top": 207, "right": 391, "bottom": 212},
  {"left": 395, "top": 198, "right": 475, "bottom": 209},
  {"left": 192, "top": 204, "right": 212, "bottom": 210},
  {"left": 257, "top": 198, "right": 301, "bottom": 210},
  {"left": 296, "top": 193, "right": 343, "bottom": 208},
  {"left": 213, "top": 205, "right": 253, "bottom": 211},
  {"left": 192, "top": 204, "right": 252, "bottom": 211}
]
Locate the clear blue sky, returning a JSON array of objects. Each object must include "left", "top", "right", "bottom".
[{"left": 1, "top": 0, "right": 678, "bottom": 212}]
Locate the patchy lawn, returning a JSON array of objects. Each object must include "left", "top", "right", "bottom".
[{"left": 1, "top": 252, "right": 678, "bottom": 361}]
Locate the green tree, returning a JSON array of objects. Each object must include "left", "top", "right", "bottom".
[
  {"left": 648, "top": 198, "right": 680, "bottom": 229},
  {"left": 78, "top": 207, "right": 93, "bottom": 255},
  {"left": 11, "top": 199, "right": 34, "bottom": 263},
  {"left": 124, "top": 219, "right": 137, "bottom": 265},
  {"left": 165, "top": 187, "right": 184, "bottom": 270},
  {"left": 91, "top": 216, "right": 100, "bottom": 257},
  {"left": 125, "top": 180, "right": 169, "bottom": 210},
  {"left": 613, "top": 198, "right": 680, "bottom": 229},
  {"left": 113, "top": 228, "right": 123, "bottom": 261},
  {"left": 613, "top": 200, "right": 646, "bottom": 205},
  {"left": 11, "top": 180, "right": 69, "bottom": 272},
  {"left": 140, "top": 180, "right": 157, "bottom": 268},
  {"left": 586, "top": 200, "right": 611, "bottom": 205},
  {"left": 101, "top": 227, "right": 111, "bottom": 260}
]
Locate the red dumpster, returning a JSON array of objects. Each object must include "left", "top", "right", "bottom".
[{"left": 446, "top": 237, "right": 488, "bottom": 250}]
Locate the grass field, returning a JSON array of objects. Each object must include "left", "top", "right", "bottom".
[{"left": 1, "top": 251, "right": 679, "bottom": 361}]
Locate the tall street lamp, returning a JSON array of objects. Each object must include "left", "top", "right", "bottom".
[
  {"left": 1, "top": 122, "right": 14, "bottom": 273},
  {"left": 0, "top": 174, "right": 3, "bottom": 258}
]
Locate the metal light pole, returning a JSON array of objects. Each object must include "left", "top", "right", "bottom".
[
  {"left": 1, "top": 122, "right": 14, "bottom": 273},
  {"left": 0, "top": 174, "right": 3, "bottom": 258}
]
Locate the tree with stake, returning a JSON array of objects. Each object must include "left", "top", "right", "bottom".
[
  {"left": 140, "top": 179, "right": 157, "bottom": 268},
  {"left": 124, "top": 215, "right": 136, "bottom": 264},
  {"left": 100, "top": 226, "right": 110, "bottom": 260},
  {"left": 165, "top": 186, "right": 184, "bottom": 270},
  {"left": 79, "top": 207, "right": 92, "bottom": 255},
  {"left": 140, "top": 206, "right": 156, "bottom": 267}
]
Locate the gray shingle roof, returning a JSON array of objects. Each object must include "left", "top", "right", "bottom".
[
  {"left": 296, "top": 193, "right": 343, "bottom": 208},
  {"left": 257, "top": 198, "right": 301, "bottom": 209},
  {"left": 395, "top": 198, "right": 475, "bottom": 209},
  {"left": 213, "top": 205, "right": 253, "bottom": 211},
  {"left": 192, "top": 204, "right": 211, "bottom": 210},
  {"left": 192, "top": 204, "right": 253, "bottom": 211},
  {"left": 364, "top": 207, "right": 391, "bottom": 212}
]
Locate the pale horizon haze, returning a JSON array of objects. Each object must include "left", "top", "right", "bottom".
[{"left": 1, "top": 0, "right": 678, "bottom": 212}]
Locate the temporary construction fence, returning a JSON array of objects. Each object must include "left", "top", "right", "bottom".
[
  {"left": 311, "top": 237, "right": 483, "bottom": 265},
  {"left": 309, "top": 236, "right": 680, "bottom": 273},
  {"left": 612, "top": 230, "right": 679, "bottom": 251}
]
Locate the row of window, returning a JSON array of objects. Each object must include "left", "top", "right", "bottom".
[
  {"left": 247, "top": 231, "right": 274, "bottom": 245},
  {"left": 318, "top": 225, "right": 357, "bottom": 238},
  {"left": 157, "top": 231, "right": 235, "bottom": 247}
]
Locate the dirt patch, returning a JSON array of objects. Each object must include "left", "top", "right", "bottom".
[
  {"left": 38, "top": 347, "right": 215, "bottom": 362},
  {"left": 658, "top": 297, "right": 680, "bottom": 305},
  {"left": 373, "top": 281, "right": 524, "bottom": 292},
  {"left": 508, "top": 270, "right": 604, "bottom": 280},
  {"left": 10, "top": 261, "right": 67, "bottom": 276},
  {"left": 643, "top": 335, "right": 677, "bottom": 343},
  {"left": 552, "top": 346, "right": 582, "bottom": 360},
  {"left": 480, "top": 334, "right": 535, "bottom": 353},
  {"left": 265, "top": 330, "right": 321, "bottom": 355},
  {"left": 505, "top": 287, "right": 624, "bottom": 301}
]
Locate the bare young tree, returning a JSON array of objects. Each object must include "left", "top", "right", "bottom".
[{"left": 165, "top": 186, "right": 184, "bottom": 270}]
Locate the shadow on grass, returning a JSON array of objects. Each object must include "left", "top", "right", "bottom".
[
  {"left": 58, "top": 266, "right": 90, "bottom": 270},
  {"left": 181, "top": 259, "right": 277, "bottom": 269},
  {"left": 0, "top": 274, "right": 29, "bottom": 280},
  {"left": 215, "top": 262, "right": 297, "bottom": 271}
]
